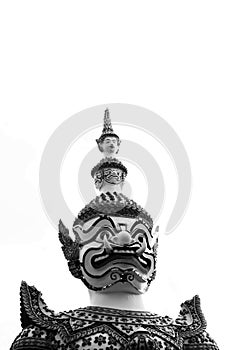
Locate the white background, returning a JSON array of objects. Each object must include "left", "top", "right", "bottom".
[{"left": 0, "top": 1, "right": 231, "bottom": 349}]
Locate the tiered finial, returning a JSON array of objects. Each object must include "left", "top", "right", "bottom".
[
  {"left": 96, "top": 109, "right": 121, "bottom": 155},
  {"left": 102, "top": 108, "right": 114, "bottom": 134},
  {"left": 93, "top": 109, "right": 126, "bottom": 192},
  {"left": 59, "top": 108, "right": 156, "bottom": 295}
]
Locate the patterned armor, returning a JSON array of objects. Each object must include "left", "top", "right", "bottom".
[{"left": 10, "top": 282, "right": 219, "bottom": 350}]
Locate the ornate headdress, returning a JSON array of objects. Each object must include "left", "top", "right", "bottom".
[
  {"left": 59, "top": 109, "right": 158, "bottom": 294},
  {"left": 96, "top": 108, "right": 121, "bottom": 145}
]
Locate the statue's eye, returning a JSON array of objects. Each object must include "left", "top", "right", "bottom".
[
  {"left": 98, "top": 230, "right": 112, "bottom": 241},
  {"left": 133, "top": 231, "right": 151, "bottom": 249}
]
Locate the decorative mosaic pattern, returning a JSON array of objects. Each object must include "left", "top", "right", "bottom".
[
  {"left": 91, "top": 157, "right": 127, "bottom": 178},
  {"left": 10, "top": 282, "right": 219, "bottom": 350},
  {"left": 73, "top": 192, "right": 153, "bottom": 230}
]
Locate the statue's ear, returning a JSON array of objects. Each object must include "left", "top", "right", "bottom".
[
  {"left": 150, "top": 225, "right": 158, "bottom": 269},
  {"left": 96, "top": 139, "right": 103, "bottom": 152},
  {"left": 154, "top": 225, "right": 159, "bottom": 241},
  {"left": 58, "top": 220, "right": 80, "bottom": 260},
  {"left": 98, "top": 144, "right": 103, "bottom": 152},
  {"left": 150, "top": 225, "right": 159, "bottom": 247},
  {"left": 58, "top": 219, "right": 82, "bottom": 279}
]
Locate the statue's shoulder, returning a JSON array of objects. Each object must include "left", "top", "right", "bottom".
[
  {"left": 19, "top": 281, "right": 62, "bottom": 330},
  {"left": 10, "top": 281, "right": 58, "bottom": 349},
  {"left": 174, "top": 295, "right": 207, "bottom": 335},
  {"left": 11, "top": 281, "right": 85, "bottom": 350},
  {"left": 174, "top": 295, "right": 219, "bottom": 349}
]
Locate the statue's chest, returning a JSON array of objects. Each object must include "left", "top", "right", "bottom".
[{"left": 54, "top": 309, "right": 183, "bottom": 350}]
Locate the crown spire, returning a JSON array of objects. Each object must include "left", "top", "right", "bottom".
[
  {"left": 102, "top": 108, "right": 114, "bottom": 134},
  {"left": 96, "top": 109, "right": 120, "bottom": 149}
]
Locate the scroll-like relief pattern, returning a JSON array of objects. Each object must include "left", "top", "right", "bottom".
[{"left": 11, "top": 283, "right": 219, "bottom": 350}]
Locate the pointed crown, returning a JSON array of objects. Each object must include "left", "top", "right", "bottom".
[
  {"left": 73, "top": 192, "right": 153, "bottom": 231},
  {"left": 96, "top": 109, "right": 120, "bottom": 145}
]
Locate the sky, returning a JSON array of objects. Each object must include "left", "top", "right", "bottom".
[{"left": 1, "top": 1, "right": 231, "bottom": 349}]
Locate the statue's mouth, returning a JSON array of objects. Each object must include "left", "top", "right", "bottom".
[
  {"left": 106, "top": 175, "right": 120, "bottom": 180},
  {"left": 91, "top": 247, "right": 151, "bottom": 271},
  {"left": 106, "top": 176, "right": 121, "bottom": 184}
]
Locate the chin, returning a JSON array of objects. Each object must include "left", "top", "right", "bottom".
[
  {"left": 99, "top": 281, "right": 145, "bottom": 294},
  {"left": 81, "top": 265, "right": 151, "bottom": 295}
]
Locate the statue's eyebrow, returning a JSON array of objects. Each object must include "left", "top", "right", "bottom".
[
  {"left": 92, "top": 216, "right": 116, "bottom": 228},
  {"left": 130, "top": 221, "right": 153, "bottom": 237},
  {"left": 130, "top": 221, "right": 149, "bottom": 231},
  {"left": 105, "top": 137, "right": 116, "bottom": 141}
]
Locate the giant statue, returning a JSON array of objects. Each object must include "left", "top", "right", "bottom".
[{"left": 10, "top": 109, "right": 219, "bottom": 349}]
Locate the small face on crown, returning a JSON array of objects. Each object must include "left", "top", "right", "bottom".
[
  {"left": 98, "top": 136, "right": 120, "bottom": 157},
  {"left": 72, "top": 216, "right": 158, "bottom": 294}
]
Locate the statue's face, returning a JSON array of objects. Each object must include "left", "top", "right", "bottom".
[
  {"left": 73, "top": 216, "right": 158, "bottom": 294},
  {"left": 99, "top": 137, "right": 119, "bottom": 157},
  {"left": 94, "top": 168, "right": 125, "bottom": 190}
]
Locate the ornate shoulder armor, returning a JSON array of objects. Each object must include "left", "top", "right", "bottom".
[
  {"left": 20, "top": 280, "right": 59, "bottom": 329},
  {"left": 174, "top": 295, "right": 219, "bottom": 349},
  {"left": 10, "top": 281, "right": 68, "bottom": 349}
]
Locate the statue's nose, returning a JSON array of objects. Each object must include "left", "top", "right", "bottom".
[{"left": 117, "top": 231, "right": 132, "bottom": 245}]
